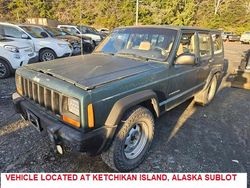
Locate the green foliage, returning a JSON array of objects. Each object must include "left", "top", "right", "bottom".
[{"left": 0, "top": 0, "right": 249, "bottom": 33}]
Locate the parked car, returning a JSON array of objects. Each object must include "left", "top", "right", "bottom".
[
  {"left": 97, "top": 28, "right": 110, "bottom": 35},
  {"left": 240, "top": 31, "right": 250, "bottom": 44},
  {"left": 222, "top": 32, "right": 240, "bottom": 42},
  {"left": 57, "top": 25, "right": 104, "bottom": 46},
  {"left": 222, "top": 32, "right": 233, "bottom": 41},
  {"left": 0, "top": 35, "right": 37, "bottom": 78},
  {"left": 0, "top": 22, "right": 72, "bottom": 62},
  {"left": 13, "top": 26, "right": 226, "bottom": 172},
  {"left": 43, "top": 26, "right": 95, "bottom": 54},
  {"left": 228, "top": 34, "right": 241, "bottom": 42}
]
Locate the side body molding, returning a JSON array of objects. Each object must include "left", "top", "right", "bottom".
[{"left": 105, "top": 90, "right": 160, "bottom": 126}]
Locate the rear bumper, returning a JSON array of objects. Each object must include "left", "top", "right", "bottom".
[{"left": 12, "top": 93, "right": 116, "bottom": 155}]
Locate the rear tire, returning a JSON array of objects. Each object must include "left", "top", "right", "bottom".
[
  {"left": 195, "top": 74, "right": 218, "bottom": 106},
  {"left": 39, "top": 49, "right": 56, "bottom": 62},
  {"left": 0, "top": 60, "right": 11, "bottom": 79},
  {"left": 101, "top": 106, "right": 154, "bottom": 172}
]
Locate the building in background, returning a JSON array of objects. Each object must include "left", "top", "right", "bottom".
[{"left": 26, "top": 18, "right": 61, "bottom": 27}]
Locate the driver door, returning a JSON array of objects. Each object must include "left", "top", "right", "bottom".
[{"left": 164, "top": 31, "right": 202, "bottom": 110}]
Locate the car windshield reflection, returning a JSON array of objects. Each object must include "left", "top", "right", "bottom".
[{"left": 95, "top": 27, "right": 177, "bottom": 61}]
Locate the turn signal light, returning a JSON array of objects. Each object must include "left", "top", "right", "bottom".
[
  {"left": 87, "top": 104, "right": 94, "bottom": 128},
  {"left": 62, "top": 115, "right": 80, "bottom": 128}
]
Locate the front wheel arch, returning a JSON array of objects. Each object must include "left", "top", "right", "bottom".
[{"left": 104, "top": 90, "right": 160, "bottom": 127}]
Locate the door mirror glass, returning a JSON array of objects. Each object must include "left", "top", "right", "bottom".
[
  {"left": 176, "top": 54, "right": 195, "bottom": 65},
  {"left": 21, "top": 33, "right": 29, "bottom": 39}
]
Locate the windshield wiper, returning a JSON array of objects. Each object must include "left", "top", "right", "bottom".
[{"left": 116, "top": 52, "right": 149, "bottom": 61}]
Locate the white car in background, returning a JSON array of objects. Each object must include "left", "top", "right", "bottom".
[
  {"left": 0, "top": 35, "right": 37, "bottom": 78},
  {"left": 57, "top": 25, "right": 104, "bottom": 45},
  {"left": 0, "top": 22, "right": 72, "bottom": 61},
  {"left": 240, "top": 31, "right": 250, "bottom": 44}
]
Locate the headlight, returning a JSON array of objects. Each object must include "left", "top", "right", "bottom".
[
  {"left": 15, "top": 74, "right": 23, "bottom": 95},
  {"left": 62, "top": 97, "right": 80, "bottom": 127},
  {"left": 4, "top": 45, "right": 19, "bottom": 53},
  {"left": 68, "top": 98, "right": 80, "bottom": 116}
]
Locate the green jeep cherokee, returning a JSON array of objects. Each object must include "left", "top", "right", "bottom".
[{"left": 13, "top": 26, "right": 226, "bottom": 171}]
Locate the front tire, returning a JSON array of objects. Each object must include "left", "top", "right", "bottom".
[
  {"left": 0, "top": 60, "right": 11, "bottom": 79},
  {"left": 101, "top": 106, "right": 154, "bottom": 172},
  {"left": 39, "top": 49, "right": 56, "bottom": 62}
]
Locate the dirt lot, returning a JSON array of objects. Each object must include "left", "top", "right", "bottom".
[{"left": 0, "top": 43, "right": 249, "bottom": 175}]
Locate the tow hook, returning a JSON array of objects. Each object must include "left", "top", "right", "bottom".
[{"left": 47, "top": 130, "right": 64, "bottom": 155}]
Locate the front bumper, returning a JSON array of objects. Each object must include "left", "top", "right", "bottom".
[
  {"left": 12, "top": 93, "right": 116, "bottom": 155},
  {"left": 28, "top": 55, "right": 39, "bottom": 64}
]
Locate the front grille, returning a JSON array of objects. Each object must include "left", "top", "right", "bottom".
[{"left": 21, "top": 77, "right": 61, "bottom": 115}]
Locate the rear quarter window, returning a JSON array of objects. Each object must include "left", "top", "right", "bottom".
[
  {"left": 198, "top": 33, "right": 212, "bottom": 57},
  {"left": 212, "top": 34, "right": 223, "bottom": 54}
]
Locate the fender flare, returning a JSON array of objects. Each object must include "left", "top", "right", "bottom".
[
  {"left": 105, "top": 90, "right": 160, "bottom": 127},
  {"left": 203, "top": 67, "right": 223, "bottom": 90}
]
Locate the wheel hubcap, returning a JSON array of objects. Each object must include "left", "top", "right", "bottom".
[
  {"left": 0, "top": 62, "right": 6, "bottom": 77},
  {"left": 42, "top": 52, "right": 55, "bottom": 61},
  {"left": 124, "top": 122, "right": 147, "bottom": 159}
]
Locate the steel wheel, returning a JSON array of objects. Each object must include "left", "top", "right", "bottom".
[
  {"left": 0, "top": 62, "right": 7, "bottom": 77},
  {"left": 124, "top": 122, "right": 148, "bottom": 159}
]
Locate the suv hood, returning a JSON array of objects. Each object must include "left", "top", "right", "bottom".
[
  {"left": 26, "top": 54, "right": 157, "bottom": 90},
  {"left": 35, "top": 37, "right": 69, "bottom": 44},
  {"left": 0, "top": 38, "right": 31, "bottom": 48},
  {"left": 55, "top": 35, "right": 80, "bottom": 43}
]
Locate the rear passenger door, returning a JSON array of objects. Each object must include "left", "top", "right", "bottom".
[{"left": 196, "top": 32, "right": 213, "bottom": 85}]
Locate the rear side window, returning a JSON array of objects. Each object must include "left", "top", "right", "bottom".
[
  {"left": 2, "top": 25, "right": 23, "bottom": 38},
  {"left": 212, "top": 34, "right": 223, "bottom": 54},
  {"left": 198, "top": 33, "right": 212, "bottom": 57}
]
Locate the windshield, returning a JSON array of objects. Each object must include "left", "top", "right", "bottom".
[
  {"left": 20, "top": 26, "right": 47, "bottom": 38},
  {"left": 77, "top": 26, "right": 99, "bottom": 34},
  {"left": 95, "top": 27, "right": 177, "bottom": 61},
  {"left": 44, "top": 27, "right": 63, "bottom": 37}
]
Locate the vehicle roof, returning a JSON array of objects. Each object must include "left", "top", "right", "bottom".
[{"left": 116, "top": 25, "right": 221, "bottom": 33}]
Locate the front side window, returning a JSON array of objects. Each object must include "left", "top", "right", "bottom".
[
  {"left": 176, "top": 32, "right": 196, "bottom": 57},
  {"left": 95, "top": 28, "right": 177, "bottom": 61},
  {"left": 198, "top": 33, "right": 212, "bottom": 57},
  {"left": 1, "top": 25, "right": 23, "bottom": 38},
  {"left": 212, "top": 33, "right": 223, "bottom": 54},
  {"left": 20, "top": 26, "right": 48, "bottom": 38},
  {"left": 44, "top": 27, "right": 63, "bottom": 37}
]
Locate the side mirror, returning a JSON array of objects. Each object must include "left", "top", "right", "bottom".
[
  {"left": 21, "top": 33, "right": 30, "bottom": 39},
  {"left": 175, "top": 54, "right": 196, "bottom": 65},
  {"left": 40, "top": 32, "right": 49, "bottom": 38}
]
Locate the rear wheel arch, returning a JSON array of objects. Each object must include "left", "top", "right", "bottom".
[{"left": 105, "top": 90, "right": 160, "bottom": 127}]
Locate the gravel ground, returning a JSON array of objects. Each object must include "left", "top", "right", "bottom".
[{"left": 0, "top": 42, "right": 249, "bottom": 175}]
